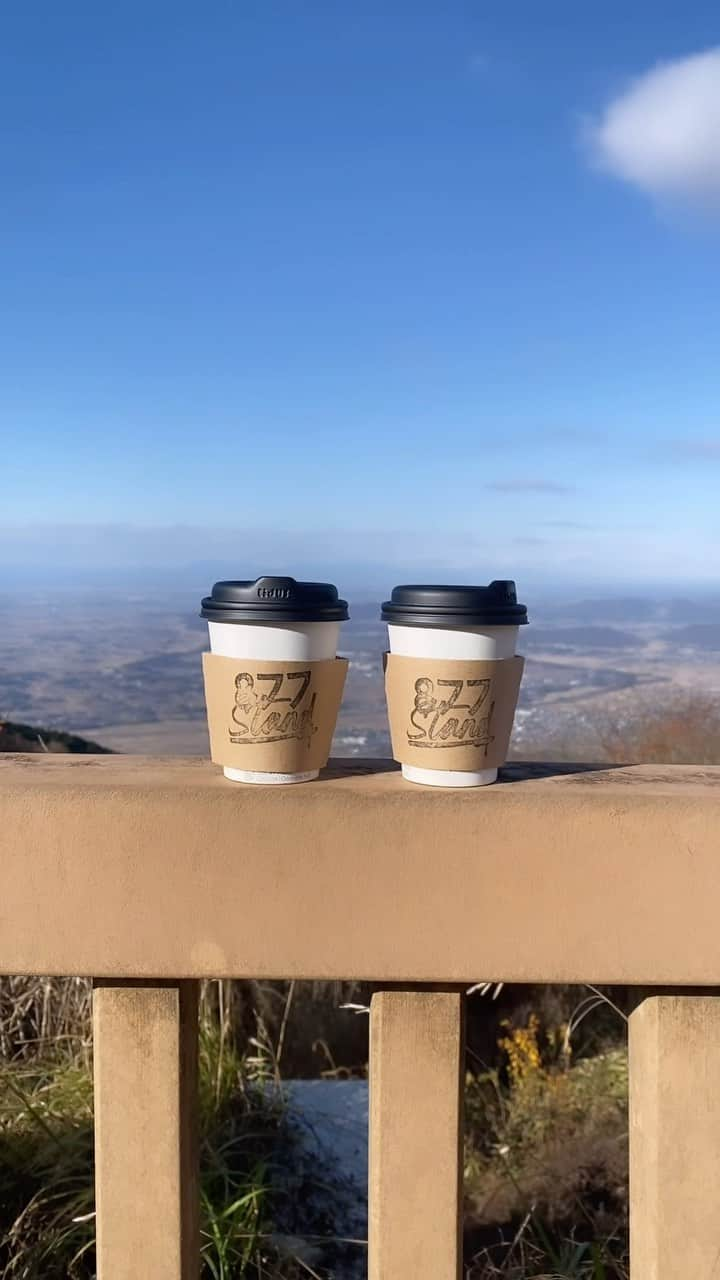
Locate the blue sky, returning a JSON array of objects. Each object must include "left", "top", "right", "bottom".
[{"left": 2, "top": 1, "right": 720, "bottom": 586}]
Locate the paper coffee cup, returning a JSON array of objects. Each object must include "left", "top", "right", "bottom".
[
  {"left": 382, "top": 582, "right": 528, "bottom": 788},
  {"left": 201, "top": 576, "right": 349, "bottom": 784}
]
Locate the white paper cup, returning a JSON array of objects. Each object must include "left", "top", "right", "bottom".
[
  {"left": 202, "top": 577, "right": 347, "bottom": 784},
  {"left": 382, "top": 581, "right": 528, "bottom": 788},
  {"left": 387, "top": 624, "right": 519, "bottom": 787}
]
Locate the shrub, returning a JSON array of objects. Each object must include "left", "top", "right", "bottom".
[{"left": 465, "top": 1015, "right": 628, "bottom": 1278}]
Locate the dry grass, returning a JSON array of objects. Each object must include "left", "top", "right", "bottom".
[
  {"left": 0, "top": 978, "right": 354, "bottom": 1278},
  {"left": 0, "top": 977, "right": 369, "bottom": 1076},
  {"left": 0, "top": 981, "right": 633, "bottom": 1277},
  {"left": 0, "top": 977, "right": 634, "bottom": 1277},
  {"left": 465, "top": 1230, "right": 627, "bottom": 1280},
  {"left": 0, "top": 978, "right": 92, "bottom": 1064}
]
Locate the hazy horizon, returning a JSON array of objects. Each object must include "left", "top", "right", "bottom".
[
  {"left": 3, "top": 556, "right": 720, "bottom": 605},
  {"left": 4, "top": 520, "right": 720, "bottom": 596}
]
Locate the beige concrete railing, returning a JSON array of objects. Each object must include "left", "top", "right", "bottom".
[{"left": 2, "top": 754, "right": 720, "bottom": 1278}]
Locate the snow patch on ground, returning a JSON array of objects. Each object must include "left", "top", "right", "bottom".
[{"left": 271, "top": 1079, "right": 369, "bottom": 1279}]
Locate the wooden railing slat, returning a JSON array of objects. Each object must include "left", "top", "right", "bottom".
[
  {"left": 630, "top": 995, "right": 720, "bottom": 1277},
  {"left": 93, "top": 981, "right": 199, "bottom": 1279},
  {"left": 369, "top": 991, "right": 464, "bottom": 1280}
]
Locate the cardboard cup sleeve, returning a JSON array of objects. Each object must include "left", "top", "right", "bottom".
[
  {"left": 384, "top": 653, "right": 525, "bottom": 771},
  {"left": 202, "top": 653, "right": 349, "bottom": 773}
]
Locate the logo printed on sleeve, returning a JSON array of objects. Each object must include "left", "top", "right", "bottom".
[
  {"left": 407, "top": 677, "right": 495, "bottom": 752},
  {"left": 229, "top": 670, "right": 317, "bottom": 747}
]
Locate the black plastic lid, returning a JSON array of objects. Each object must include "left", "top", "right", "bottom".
[
  {"left": 381, "top": 581, "right": 528, "bottom": 627},
  {"left": 201, "top": 576, "right": 349, "bottom": 623}
]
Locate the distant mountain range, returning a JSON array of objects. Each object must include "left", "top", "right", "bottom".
[
  {"left": 533, "top": 597, "right": 720, "bottom": 625},
  {"left": 528, "top": 626, "right": 638, "bottom": 649}
]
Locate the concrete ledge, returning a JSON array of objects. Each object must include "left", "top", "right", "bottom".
[{"left": 1, "top": 754, "right": 720, "bottom": 983}]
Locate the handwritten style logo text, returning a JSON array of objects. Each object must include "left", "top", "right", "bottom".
[
  {"left": 407, "top": 677, "right": 495, "bottom": 751},
  {"left": 230, "top": 670, "right": 316, "bottom": 747}
]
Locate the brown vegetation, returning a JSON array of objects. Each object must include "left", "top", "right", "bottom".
[{"left": 601, "top": 693, "right": 720, "bottom": 765}]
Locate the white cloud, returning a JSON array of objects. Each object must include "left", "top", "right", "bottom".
[{"left": 588, "top": 47, "right": 720, "bottom": 207}]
